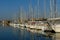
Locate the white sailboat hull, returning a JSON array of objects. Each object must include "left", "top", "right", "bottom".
[
  {"left": 25, "top": 24, "right": 48, "bottom": 31},
  {"left": 9, "top": 23, "right": 20, "bottom": 28},
  {"left": 20, "top": 24, "right": 25, "bottom": 27},
  {"left": 52, "top": 24, "right": 60, "bottom": 32},
  {"left": 29, "top": 25, "right": 36, "bottom": 29}
]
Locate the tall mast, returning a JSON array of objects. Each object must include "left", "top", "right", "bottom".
[
  {"left": 44, "top": 0, "right": 46, "bottom": 18},
  {"left": 34, "top": 6, "right": 37, "bottom": 19},
  {"left": 29, "top": 4, "right": 33, "bottom": 20},
  {"left": 54, "top": 0, "right": 57, "bottom": 18},
  {"left": 17, "top": 9, "right": 20, "bottom": 23},
  {"left": 37, "top": 0, "right": 39, "bottom": 19},
  {"left": 50, "top": 0, "right": 52, "bottom": 18},
  {"left": 22, "top": 7, "right": 25, "bottom": 22},
  {"left": 30, "top": 5, "right": 33, "bottom": 21},
  {"left": 29, "top": 0, "right": 33, "bottom": 21},
  {"left": 20, "top": 6, "right": 23, "bottom": 22}
]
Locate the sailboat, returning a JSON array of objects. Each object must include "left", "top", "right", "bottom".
[
  {"left": 9, "top": 12, "right": 20, "bottom": 28},
  {"left": 25, "top": 0, "right": 52, "bottom": 32},
  {"left": 48, "top": 0, "right": 60, "bottom": 32}
]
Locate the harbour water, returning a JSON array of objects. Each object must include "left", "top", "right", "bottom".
[{"left": 0, "top": 25, "right": 60, "bottom": 40}]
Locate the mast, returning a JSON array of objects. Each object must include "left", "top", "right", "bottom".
[
  {"left": 54, "top": 0, "right": 57, "bottom": 18},
  {"left": 29, "top": 0, "right": 33, "bottom": 21},
  {"left": 18, "top": 7, "right": 21, "bottom": 23},
  {"left": 13, "top": 14, "right": 16, "bottom": 23},
  {"left": 31, "top": 5, "right": 33, "bottom": 21},
  {"left": 34, "top": 6, "right": 37, "bottom": 20},
  {"left": 23, "top": 9, "right": 25, "bottom": 21},
  {"left": 37, "top": 0, "right": 39, "bottom": 19},
  {"left": 24, "top": 10, "right": 27, "bottom": 21},
  {"left": 20, "top": 6, "right": 23, "bottom": 23},
  {"left": 29, "top": 4, "right": 33, "bottom": 21},
  {"left": 44, "top": 0, "right": 46, "bottom": 18},
  {"left": 50, "top": 0, "right": 52, "bottom": 18}
]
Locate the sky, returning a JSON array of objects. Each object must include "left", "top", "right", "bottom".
[{"left": 0, "top": 0, "right": 60, "bottom": 20}]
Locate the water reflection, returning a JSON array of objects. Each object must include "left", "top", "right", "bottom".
[
  {"left": 0, "top": 25, "right": 60, "bottom": 40},
  {"left": 51, "top": 33, "right": 60, "bottom": 40},
  {"left": 17, "top": 26, "right": 54, "bottom": 40}
]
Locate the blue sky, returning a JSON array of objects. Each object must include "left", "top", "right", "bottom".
[{"left": 0, "top": 0, "right": 60, "bottom": 19}]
